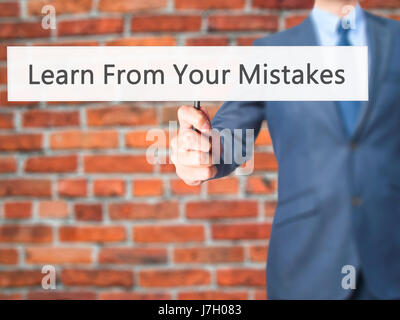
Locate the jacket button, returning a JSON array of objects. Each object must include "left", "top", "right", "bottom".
[
  {"left": 352, "top": 197, "right": 362, "bottom": 207},
  {"left": 350, "top": 142, "right": 358, "bottom": 150}
]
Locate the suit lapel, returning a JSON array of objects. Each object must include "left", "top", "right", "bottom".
[
  {"left": 295, "top": 17, "right": 319, "bottom": 46},
  {"left": 353, "top": 12, "right": 392, "bottom": 140},
  {"left": 286, "top": 15, "right": 391, "bottom": 140}
]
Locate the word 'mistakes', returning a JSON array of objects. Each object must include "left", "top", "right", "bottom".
[{"left": 29, "top": 63, "right": 345, "bottom": 86}]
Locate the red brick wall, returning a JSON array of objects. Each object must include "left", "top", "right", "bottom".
[{"left": 0, "top": 0, "right": 399, "bottom": 300}]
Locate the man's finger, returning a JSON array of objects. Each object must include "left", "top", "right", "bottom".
[
  {"left": 177, "top": 105, "right": 211, "bottom": 132},
  {"left": 176, "top": 165, "right": 217, "bottom": 182},
  {"left": 171, "top": 149, "right": 213, "bottom": 167},
  {"left": 178, "top": 129, "right": 211, "bottom": 152}
]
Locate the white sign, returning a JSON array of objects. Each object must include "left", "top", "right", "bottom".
[{"left": 7, "top": 46, "right": 368, "bottom": 101}]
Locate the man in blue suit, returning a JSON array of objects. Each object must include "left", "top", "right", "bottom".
[{"left": 170, "top": 0, "right": 400, "bottom": 299}]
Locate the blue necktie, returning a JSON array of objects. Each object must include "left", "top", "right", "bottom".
[{"left": 336, "top": 24, "right": 361, "bottom": 136}]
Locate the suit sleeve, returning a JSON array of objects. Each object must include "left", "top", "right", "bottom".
[{"left": 211, "top": 100, "right": 265, "bottom": 179}]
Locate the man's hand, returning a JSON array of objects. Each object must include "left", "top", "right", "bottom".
[{"left": 170, "top": 105, "right": 218, "bottom": 186}]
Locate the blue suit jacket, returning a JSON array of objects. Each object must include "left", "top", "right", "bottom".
[{"left": 211, "top": 12, "right": 400, "bottom": 299}]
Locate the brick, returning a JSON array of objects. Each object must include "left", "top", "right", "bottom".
[
  {"left": 160, "top": 106, "right": 179, "bottom": 123},
  {"left": 22, "top": 110, "right": 79, "bottom": 128},
  {"left": 59, "top": 226, "right": 125, "bottom": 243},
  {"left": 170, "top": 179, "right": 201, "bottom": 195},
  {"left": 0, "top": 70, "right": 6, "bottom": 86},
  {"left": 58, "top": 179, "right": 87, "bottom": 197},
  {"left": 0, "top": 249, "right": 18, "bottom": 265},
  {"left": 362, "top": 0, "right": 400, "bottom": 8},
  {"left": 50, "top": 130, "right": 118, "bottom": 149},
  {"left": 27, "top": 291, "right": 96, "bottom": 300},
  {"left": 186, "top": 36, "right": 229, "bottom": 46},
  {"left": 207, "top": 177, "right": 239, "bottom": 195},
  {"left": 0, "top": 2, "right": 20, "bottom": 17},
  {"left": 265, "top": 201, "right": 277, "bottom": 217},
  {"left": 256, "top": 291, "right": 269, "bottom": 300},
  {"left": 46, "top": 100, "right": 92, "bottom": 106},
  {"left": 34, "top": 40, "right": 99, "bottom": 47},
  {"left": 176, "top": 0, "right": 245, "bottom": 9},
  {"left": 99, "top": 248, "right": 167, "bottom": 264},
  {"left": 254, "top": 290, "right": 267, "bottom": 300},
  {"left": 28, "top": 0, "right": 92, "bottom": 15},
  {"left": 285, "top": 15, "right": 307, "bottom": 29},
  {"left": 74, "top": 203, "right": 102, "bottom": 221},
  {"left": 99, "top": 0, "right": 167, "bottom": 12},
  {"left": 0, "top": 43, "right": 22, "bottom": 61},
  {"left": 139, "top": 269, "right": 210, "bottom": 287},
  {"left": 253, "top": 152, "right": 278, "bottom": 171},
  {"left": 255, "top": 128, "right": 272, "bottom": 146},
  {"left": 178, "top": 291, "right": 248, "bottom": 300},
  {"left": 217, "top": 268, "right": 266, "bottom": 287},
  {"left": 252, "top": 0, "right": 313, "bottom": 9},
  {"left": 0, "top": 22, "right": 50, "bottom": 39},
  {"left": 0, "top": 225, "right": 52, "bottom": 243},
  {"left": 0, "top": 293, "right": 22, "bottom": 300},
  {"left": 87, "top": 105, "right": 157, "bottom": 126},
  {"left": 186, "top": 200, "right": 258, "bottom": 219},
  {"left": 208, "top": 15, "right": 278, "bottom": 31},
  {"left": 245, "top": 176, "right": 277, "bottom": 194},
  {"left": 25, "top": 247, "right": 92, "bottom": 264},
  {"left": 0, "top": 113, "right": 13, "bottom": 129},
  {"left": 174, "top": 246, "right": 244, "bottom": 263},
  {"left": 58, "top": 18, "right": 124, "bottom": 36},
  {"left": 4, "top": 201, "right": 32, "bottom": 219},
  {"left": 212, "top": 223, "right": 271, "bottom": 240},
  {"left": 0, "top": 90, "right": 38, "bottom": 107},
  {"left": 249, "top": 245, "right": 269, "bottom": 262},
  {"left": 0, "top": 270, "right": 43, "bottom": 287},
  {"left": 84, "top": 155, "right": 153, "bottom": 173},
  {"left": 125, "top": 130, "right": 169, "bottom": 149},
  {"left": 0, "top": 157, "right": 16, "bottom": 173},
  {"left": 109, "top": 202, "right": 178, "bottom": 220},
  {"left": 0, "top": 69, "right": 7, "bottom": 86},
  {"left": 131, "top": 15, "right": 202, "bottom": 32},
  {"left": 0, "top": 66, "right": 7, "bottom": 84},
  {"left": 0, "top": 179, "right": 51, "bottom": 197},
  {"left": 38, "top": 200, "right": 68, "bottom": 219},
  {"left": 99, "top": 292, "right": 171, "bottom": 300},
  {"left": 62, "top": 269, "right": 133, "bottom": 287},
  {"left": 134, "top": 225, "right": 204, "bottom": 243},
  {"left": 0, "top": 134, "right": 42, "bottom": 152},
  {"left": 132, "top": 179, "right": 164, "bottom": 196},
  {"left": 93, "top": 179, "right": 125, "bottom": 197},
  {"left": 25, "top": 155, "right": 78, "bottom": 173},
  {"left": 107, "top": 36, "right": 176, "bottom": 46},
  {"left": 160, "top": 163, "right": 175, "bottom": 173}
]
